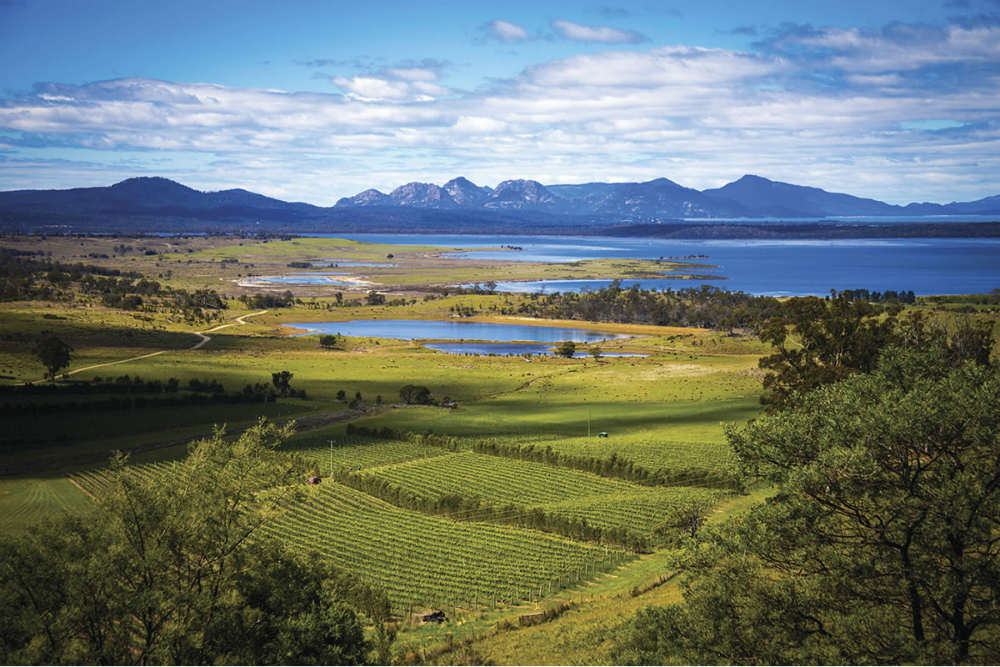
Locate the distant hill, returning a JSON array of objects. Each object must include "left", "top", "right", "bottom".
[
  {"left": 1, "top": 174, "right": 998, "bottom": 234},
  {"left": 0, "top": 176, "right": 320, "bottom": 222},
  {"left": 549, "top": 177, "right": 748, "bottom": 219},
  {"left": 701, "top": 174, "right": 900, "bottom": 217}
]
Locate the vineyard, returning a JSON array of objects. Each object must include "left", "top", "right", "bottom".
[
  {"left": 536, "top": 487, "right": 730, "bottom": 536},
  {"left": 340, "top": 450, "right": 731, "bottom": 544},
  {"left": 288, "top": 434, "right": 453, "bottom": 471},
  {"left": 358, "top": 450, "right": 637, "bottom": 506},
  {"left": 0, "top": 477, "right": 93, "bottom": 532},
  {"left": 70, "top": 459, "right": 633, "bottom": 611},
  {"left": 496, "top": 434, "right": 738, "bottom": 485},
  {"left": 266, "top": 481, "right": 631, "bottom": 610}
]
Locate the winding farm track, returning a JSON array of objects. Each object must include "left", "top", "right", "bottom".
[{"left": 31, "top": 309, "right": 269, "bottom": 383}]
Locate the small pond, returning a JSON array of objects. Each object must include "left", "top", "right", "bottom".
[
  {"left": 244, "top": 273, "right": 353, "bottom": 286},
  {"left": 423, "top": 342, "right": 646, "bottom": 357},
  {"left": 284, "top": 319, "right": 626, "bottom": 343}
]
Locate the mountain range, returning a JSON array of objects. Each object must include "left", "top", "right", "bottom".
[
  {"left": 1, "top": 174, "right": 998, "bottom": 235},
  {"left": 334, "top": 174, "right": 1000, "bottom": 219}
]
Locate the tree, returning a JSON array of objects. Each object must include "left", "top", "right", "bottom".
[
  {"left": 614, "top": 344, "right": 1000, "bottom": 664},
  {"left": 555, "top": 340, "right": 576, "bottom": 358},
  {"left": 272, "top": 370, "right": 293, "bottom": 396},
  {"left": 33, "top": 333, "right": 72, "bottom": 381},
  {"left": 399, "top": 384, "right": 432, "bottom": 405},
  {"left": 365, "top": 290, "right": 385, "bottom": 306},
  {"left": 589, "top": 346, "right": 603, "bottom": 361},
  {"left": 0, "top": 420, "right": 385, "bottom": 664},
  {"left": 757, "top": 294, "right": 897, "bottom": 409},
  {"left": 319, "top": 334, "right": 343, "bottom": 349}
]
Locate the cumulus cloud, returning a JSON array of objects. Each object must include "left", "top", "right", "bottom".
[
  {"left": 551, "top": 19, "right": 646, "bottom": 43},
  {"left": 2, "top": 18, "right": 1000, "bottom": 204},
  {"left": 331, "top": 67, "right": 449, "bottom": 102},
  {"left": 332, "top": 76, "right": 412, "bottom": 101},
  {"left": 486, "top": 20, "right": 528, "bottom": 42}
]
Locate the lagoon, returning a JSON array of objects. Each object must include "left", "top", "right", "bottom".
[{"left": 284, "top": 319, "right": 625, "bottom": 343}]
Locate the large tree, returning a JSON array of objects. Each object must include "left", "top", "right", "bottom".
[
  {"left": 0, "top": 420, "right": 387, "bottom": 665},
  {"left": 615, "top": 343, "right": 1000, "bottom": 664},
  {"left": 33, "top": 333, "right": 73, "bottom": 381}
]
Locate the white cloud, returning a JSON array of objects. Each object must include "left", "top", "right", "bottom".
[
  {"left": 523, "top": 46, "right": 779, "bottom": 88},
  {"left": 487, "top": 20, "right": 528, "bottom": 42},
  {"left": 799, "top": 24, "right": 1000, "bottom": 72},
  {"left": 3, "top": 22, "right": 1000, "bottom": 206},
  {"left": 330, "top": 74, "right": 448, "bottom": 102},
  {"left": 551, "top": 19, "right": 645, "bottom": 44},
  {"left": 452, "top": 115, "right": 509, "bottom": 133},
  {"left": 332, "top": 76, "right": 412, "bottom": 101}
]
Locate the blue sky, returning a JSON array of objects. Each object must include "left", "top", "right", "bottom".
[{"left": 2, "top": 0, "right": 999, "bottom": 204}]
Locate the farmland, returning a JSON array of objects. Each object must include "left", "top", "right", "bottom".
[{"left": 0, "top": 233, "right": 787, "bottom": 663}]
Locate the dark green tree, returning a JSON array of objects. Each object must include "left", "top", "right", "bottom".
[
  {"left": 0, "top": 420, "right": 384, "bottom": 664},
  {"left": 614, "top": 344, "right": 1000, "bottom": 665},
  {"left": 33, "top": 333, "right": 73, "bottom": 381},
  {"left": 399, "top": 385, "right": 432, "bottom": 405},
  {"left": 271, "top": 370, "right": 293, "bottom": 396},
  {"left": 555, "top": 341, "right": 577, "bottom": 358},
  {"left": 757, "top": 294, "right": 897, "bottom": 409},
  {"left": 319, "top": 334, "right": 344, "bottom": 349}
]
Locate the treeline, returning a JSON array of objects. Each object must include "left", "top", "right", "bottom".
[
  {"left": 239, "top": 290, "right": 295, "bottom": 308},
  {"left": 3, "top": 374, "right": 305, "bottom": 416},
  {"left": 330, "top": 468, "right": 653, "bottom": 552},
  {"left": 839, "top": 288, "right": 916, "bottom": 304},
  {"left": 0, "top": 247, "right": 139, "bottom": 301},
  {"left": 514, "top": 283, "right": 928, "bottom": 332},
  {"left": 4, "top": 375, "right": 186, "bottom": 395},
  {"left": 343, "top": 423, "right": 736, "bottom": 489},
  {"left": 515, "top": 283, "right": 783, "bottom": 331}
]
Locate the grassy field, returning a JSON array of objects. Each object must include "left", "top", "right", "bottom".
[{"left": 1, "top": 233, "right": 776, "bottom": 663}]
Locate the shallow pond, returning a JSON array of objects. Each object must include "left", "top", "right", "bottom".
[
  {"left": 243, "top": 273, "right": 353, "bottom": 286},
  {"left": 284, "top": 319, "right": 626, "bottom": 343},
  {"left": 423, "top": 342, "right": 645, "bottom": 357}
]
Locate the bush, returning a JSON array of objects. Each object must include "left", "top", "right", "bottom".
[{"left": 399, "top": 385, "right": 433, "bottom": 405}]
